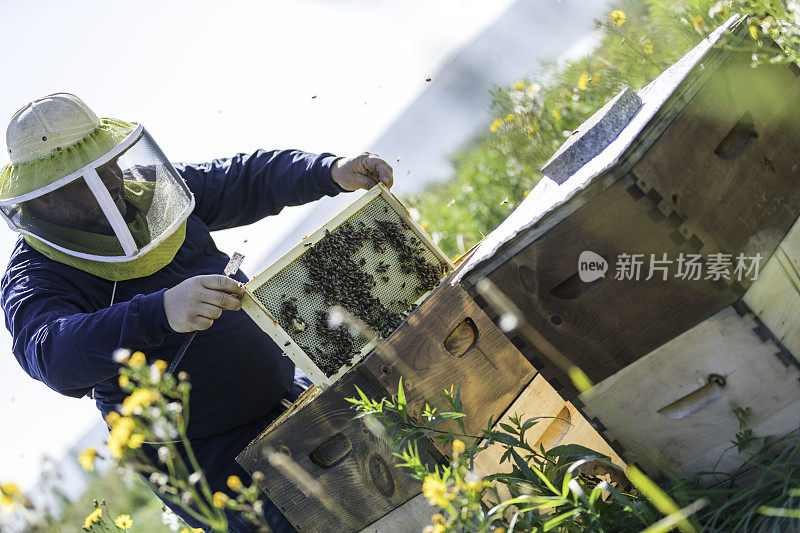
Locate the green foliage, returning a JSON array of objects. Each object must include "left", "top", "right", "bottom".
[
  {"left": 404, "top": 0, "right": 800, "bottom": 258},
  {"left": 348, "top": 382, "right": 800, "bottom": 532},
  {"left": 349, "top": 380, "right": 663, "bottom": 532}
]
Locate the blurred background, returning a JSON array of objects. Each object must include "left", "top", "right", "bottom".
[{"left": 0, "top": 0, "right": 610, "bottom": 529}]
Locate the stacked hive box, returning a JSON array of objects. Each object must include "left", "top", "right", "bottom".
[
  {"left": 235, "top": 185, "right": 552, "bottom": 531},
  {"left": 455, "top": 16, "right": 800, "bottom": 479}
]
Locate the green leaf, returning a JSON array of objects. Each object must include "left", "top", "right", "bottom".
[
  {"left": 499, "top": 422, "right": 518, "bottom": 434},
  {"left": 511, "top": 448, "right": 559, "bottom": 494},
  {"left": 547, "top": 444, "right": 608, "bottom": 461},
  {"left": 542, "top": 509, "right": 579, "bottom": 531},
  {"left": 396, "top": 376, "right": 408, "bottom": 423}
]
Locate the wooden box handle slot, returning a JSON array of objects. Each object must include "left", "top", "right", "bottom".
[
  {"left": 657, "top": 374, "right": 726, "bottom": 419},
  {"left": 714, "top": 111, "right": 757, "bottom": 160},
  {"left": 537, "top": 406, "right": 572, "bottom": 450},
  {"left": 443, "top": 318, "right": 478, "bottom": 358},
  {"left": 368, "top": 453, "right": 396, "bottom": 498},
  {"left": 309, "top": 433, "right": 352, "bottom": 468}
]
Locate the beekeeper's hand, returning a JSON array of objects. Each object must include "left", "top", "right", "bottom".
[
  {"left": 163, "top": 275, "right": 245, "bottom": 332},
  {"left": 331, "top": 152, "right": 394, "bottom": 191}
]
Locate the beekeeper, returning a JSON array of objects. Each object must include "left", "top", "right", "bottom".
[{"left": 0, "top": 93, "right": 393, "bottom": 532}]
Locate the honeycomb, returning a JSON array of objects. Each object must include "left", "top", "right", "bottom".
[{"left": 248, "top": 190, "right": 451, "bottom": 381}]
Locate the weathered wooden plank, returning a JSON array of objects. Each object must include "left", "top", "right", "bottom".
[
  {"left": 481, "top": 176, "right": 737, "bottom": 398},
  {"left": 743, "top": 210, "right": 800, "bottom": 361},
  {"left": 363, "top": 279, "right": 536, "bottom": 454},
  {"left": 474, "top": 374, "right": 624, "bottom": 478},
  {"left": 359, "top": 493, "right": 433, "bottom": 533},
  {"left": 236, "top": 367, "right": 444, "bottom": 532},
  {"left": 579, "top": 306, "right": 800, "bottom": 479}
]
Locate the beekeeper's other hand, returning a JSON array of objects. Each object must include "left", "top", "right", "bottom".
[
  {"left": 331, "top": 152, "right": 394, "bottom": 191},
  {"left": 163, "top": 275, "right": 245, "bottom": 332}
]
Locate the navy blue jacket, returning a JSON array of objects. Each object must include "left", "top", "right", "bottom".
[{"left": 2, "top": 149, "right": 344, "bottom": 439}]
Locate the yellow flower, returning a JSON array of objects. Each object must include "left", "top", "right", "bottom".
[
  {"left": 489, "top": 119, "right": 502, "bottom": 133},
  {"left": 504, "top": 113, "right": 515, "bottom": 123},
  {"left": 128, "top": 351, "right": 146, "bottom": 367},
  {"left": 213, "top": 491, "right": 229, "bottom": 508},
  {"left": 512, "top": 80, "right": 525, "bottom": 91},
  {"left": 84, "top": 507, "right": 102, "bottom": 529},
  {"left": 526, "top": 118, "right": 539, "bottom": 139},
  {"left": 523, "top": 189, "right": 531, "bottom": 197},
  {"left": 118, "top": 375, "right": 129, "bottom": 387},
  {"left": 422, "top": 475, "right": 449, "bottom": 507},
  {"left": 107, "top": 416, "right": 136, "bottom": 458},
  {"left": 609, "top": 9, "right": 626, "bottom": 26},
  {"left": 432, "top": 513, "right": 444, "bottom": 524},
  {"left": 121, "top": 388, "right": 156, "bottom": 416},
  {"left": 78, "top": 448, "right": 99, "bottom": 472},
  {"left": 578, "top": 73, "right": 590, "bottom": 90},
  {"left": 153, "top": 359, "right": 168, "bottom": 374},
  {"left": 114, "top": 514, "right": 133, "bottom": 529},
  {"left": 105, "top": 411, "right": 121, "bottom": 427},
  {"left": 421, "top": 221, "right": 430, "bottom": 230},
  {"left": 693, "top": 15, "right": 707, "bottom": 34},
  {"left": 464, "top": 479, "right": 485, "bottom": 492},
  {"left": 180, "top": 529, "right": 204, "bottom": 533},
  {"left": 554, "top": 107, "right": 563, "bottom": 120},
  {"left": 750, "top": 25, "right": 759, "bottom": 40},
  {"left": 227, "top": 475, "right": 243, "bottom": 491},
  {"left": 643, "top": 39, "right": 654, "bottom": 55},
  {"left": 128, "top": 434, "right": 145, "bottom": 449},
  {"left": 0, "top": 482, "right": 21, "bottom": 509},
  {"left": 452, "top": 439, "right": 465, "bottom": 456}
]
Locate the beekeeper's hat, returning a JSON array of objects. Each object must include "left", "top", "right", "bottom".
[{"left": 0, "top": 93, "right": 194, "bottom": 280}]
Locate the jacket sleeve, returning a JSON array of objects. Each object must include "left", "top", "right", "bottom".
[
  {"left": 2, "top": 269, "right": 173, "bottom": 398},
  {"left": 174, "top": 149, "right": 347, "bottom": 231}
]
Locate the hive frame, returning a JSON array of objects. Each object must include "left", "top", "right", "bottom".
[{"left": 241, "top": 183, "right": 454, "bottom": 388}]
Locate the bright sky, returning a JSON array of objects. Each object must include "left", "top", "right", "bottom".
[{"left": 0, "top": 0, "right": 528, "bottom": 490}]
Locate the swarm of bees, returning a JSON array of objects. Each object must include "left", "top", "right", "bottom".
[
  {"left": 280, "top": 296, "right": 306, "bottom": 332},
  {"left": 271, "top": 203, "right": 447, "bottom": 378},
  {"left": 374, "top": 219, "right": 446, "bottom": 293}
]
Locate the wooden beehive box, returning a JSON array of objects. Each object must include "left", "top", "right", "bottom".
[
  {"left": 235, "top": 272, "right": 539, "bottom": 531},
  {"left": 577, "top": 195, "right": 800, "bottom": 479},
  {"left": 241, "top": 183, "right": 453, "bottom": 387},
  {"left": 361, "top": 269, "right": 536, "bottom": 455},
  {"left": 236, "top": 367, "right": 445, "bottom": 532},
  {"left": 235, "top": 199, "right": 540, "bottom": 530},
  {"left": 455, "top": 16, "right": 800, "bottom": 398},
  {"left": 452, "top": 16, "right": 800, "bottom": 479}
]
